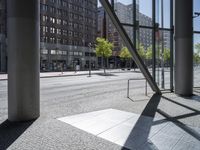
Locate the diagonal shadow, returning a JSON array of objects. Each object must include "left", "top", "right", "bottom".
[
  {"left": 161, "top": 95, "right": 200, "bottom": 112},
  {"left": 0, "top": 120, "right": 34, "bottom": 150},
  {"left": 157, "top": 109, "right": 200, "bottom": 141},
  {"left": 121, "top": 93, "right": 161, "bottom": 150}
]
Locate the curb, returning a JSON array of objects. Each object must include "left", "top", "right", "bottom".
[{"left": 0, "top": 70, "right": 141, "bottom": 81}]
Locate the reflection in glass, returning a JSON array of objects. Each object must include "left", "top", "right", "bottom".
[{"left": 194, "top": 34, "right": 200, "bottom": 88}]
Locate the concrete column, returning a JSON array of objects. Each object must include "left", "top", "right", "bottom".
[
  {"left": 175, "top": 0, "right": 193, "bottom": 96},
  {"left": 7, "top": 0, "right": 40, "bottom": 121}
]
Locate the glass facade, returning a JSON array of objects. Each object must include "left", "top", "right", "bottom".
[
  {"left": 194, "top": 0, "right": 200, "bottom": 88},
  {"left": 99, "top": 0, "right": 173, "bottom": 90}
]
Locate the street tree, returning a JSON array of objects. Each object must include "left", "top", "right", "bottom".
[
  {"left": 163, "top": 48, "right": 170, "bottom": 63},
  {"left": 95, "top": 37, "right": 113, "bottom": 74},
  {"left": 194, "top": 53, "right": 200, "bottom": 66},
  {"left": 137, "top": 43, "right": 146, "bottom": 60},
  {"left": 195, "top": 43, "right": 200, "bottom": 55},
  {"left": 146, "top": 46, "right": 152, "bottom": 60},
  {"left": 194, "top": 43, "right": 200, "bottom": 66},
  {"left": 146, "top": 46, "right": 152, "bottom": 67},
  {"left": 119, "top": 47, "right": 132, "bottom": 68}
]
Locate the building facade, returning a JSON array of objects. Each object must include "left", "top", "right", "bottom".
[
  {"left": 40, "top": 0, "right": 98, "bottom": 71},
  {"left": 0, "top": 0, "right": 98, "bottom": 72}
]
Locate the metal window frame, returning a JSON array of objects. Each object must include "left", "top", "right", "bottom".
[{"left": 99, "top": 0, "right": 161, "bottom": 94}]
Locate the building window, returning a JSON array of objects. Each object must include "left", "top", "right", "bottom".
[
  {"left": 56, "top": 38, "right": 62, "bottom": 44},
  {"left": 57, "top": 0, "right": 62, "bottom": 5},
  {"left": 51, "top": 50, "right": 56, "bottom": 55},
  {"left": 63, "top": 30, "right": 68, "bottom": 36},
  {"left": 42, "top": 15, "right": 48, "bottom": 22},
  {"left": 74, "top": 52, "right": 79, "bottom": 56},
  {"left": 57, "top": 50, "right": 63, "bottom": 55},
  {"left": 41, "top": 4, "right": 48, "bottom": 12},
  {"left": 62, "top": 51, "right": 67, "bottom": 55},
  {"left": 57, "top": 9, "right": 62, "bottom": 16},
  {"left": 69, "top": 51, "right": 73, "bottom": 56},
  {"left": 79, "top": 52, "right": 83, "bottom": 56},
  {"left": 50, "top": 6, "right": 56, "bottom": 14},
  {"left": 50, "top": 17, "right": 55, "bottom": 24},
  {"left": 50, "top": 27, "right": 55, "bottom": 34},
  {"left": 57, "top": 29, "right": 61, "bottom": 35},
  {"left": 50, "top": 37, "right": 55, "bottom": 43},
  {"left": 63, "top": 20, "right": 68, "bottom": 26},
  {"left": 41, "top": 49, "right": 48, "bottom": 54},
  {"left": 50, "top": 0, "right": 56, "bottom": 3},
  {"left": 57, "top": 19, "right": 62, "bottom": 25}
]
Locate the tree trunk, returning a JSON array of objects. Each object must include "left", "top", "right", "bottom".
[{"left": 103, "top": 57, "right": 106, "bottom": 75}]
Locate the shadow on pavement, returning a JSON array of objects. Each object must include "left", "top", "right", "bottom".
[
  {"left": 158, "top": 95, "right": 200, "bottom": 141},
  {"left": 121, "top": 93, "right": 161, "bottom": 150},
  {"left": 96, "top": 73, "right": 118, "bottom": 76},
  {"left": 0, "top": 120, "right": 34, "bottom": 150}
]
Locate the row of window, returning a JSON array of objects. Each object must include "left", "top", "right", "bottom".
[
  {"left": 40, "top": 36, "right": 95, "bottom": 46},
  {"left": 42, "top": 0, "right": 97, "bottom": 9},
  {"left": 41, "top": 4, "right": 96, "bottom": 18},
  {"left": 41, "top": 49, "right": 96, "bottom": 57},
  {"left": 41, "top": 15, "right": 95, "bottom": 28},
  {"left": 41, "top": 25, "right": 96, "bottom": 37}
]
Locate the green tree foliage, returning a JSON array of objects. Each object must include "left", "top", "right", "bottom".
[
  {"left": 95, "top": 37, "right": 113, "bottom": 58},
  {"left": 119, "top": 47, "right": 132, "bottom": 59},
  {"left": 194, "top": 43, "right": 200, "bottom": 65},
  {"left": 163, "top": 48, "right": 170, "bottom": 62},
  {"left": 95, "top": 37, "right": 113, "bottom": 74},
  {"left": 137, "top": 44, "right": 146, "bottom": 59},
  {"left": 119, "top": 47, "right": 132, "bottom": 68},
  {"left": 146, "top": 46, "right": 152, "bottom": 60},
  {"left": 194, "top": 53, "right": 200, "bottom": 65},
  {"left": 195, "top": 43, "right": 200, "bottom": 54}
]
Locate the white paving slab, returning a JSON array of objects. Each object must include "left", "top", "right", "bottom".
[{"left": 57, "top": 109, "right": 200, "bottom": 150}]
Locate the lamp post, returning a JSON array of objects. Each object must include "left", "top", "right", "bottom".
[{"left": 88, "top": 43, "right": 92, "bottom": 77}]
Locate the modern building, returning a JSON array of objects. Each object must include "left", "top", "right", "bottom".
[
  {"left": 97, "top": 2, "right": 170, "bottom": 56},
  {"left": 40, "top": 0, "right": 98, "bottom": 71},
  {"left": 0, "top": 0, "right": 98, "bottom": 72}
]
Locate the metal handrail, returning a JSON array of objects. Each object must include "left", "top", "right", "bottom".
[{"left": 127, "top": 78, "right": 148, "bottom": 98}]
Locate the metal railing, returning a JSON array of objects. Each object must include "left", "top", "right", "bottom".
[{"left": 127, "top": 78, "right": 148, "bottom": 98}]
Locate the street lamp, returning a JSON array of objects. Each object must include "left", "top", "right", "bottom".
[{"left": 88, "top": 43, "right": 92, "bottom": 77}]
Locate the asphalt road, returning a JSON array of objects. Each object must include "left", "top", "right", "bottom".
[
  {"left": 0, "top": 71, "right": 152, "bottom": 150},
  {"left": 0, "top": 70, "right": 200, "bottom": 150}
]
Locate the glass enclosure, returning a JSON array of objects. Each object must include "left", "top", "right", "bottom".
[
  {"left": 194, "top": 0, "right": 200, "bottom": 89},
  {"left": 103, "top": 0, "right": 173, "bottom": 91}
]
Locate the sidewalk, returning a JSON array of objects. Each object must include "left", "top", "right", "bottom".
[{"left": 0, "top": 69, "right": 138, "bottom": 80}]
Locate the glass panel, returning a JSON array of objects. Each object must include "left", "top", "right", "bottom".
[
  {"left": 155, "top": 29, "right": 171, "bottom": 89},
  {"left": 138, "top": 0, "right": 153, "bottom": 27},
  {"left": 136, "top": 28, "right": 153, "bottom": 73},
  {"left": 123, "top": 25, "right": 134, "bottom": 43},
  {"left": 156, "top": 0, "right": 171, "bottom": 29},
  {"left": 194, "top": 0, "right": 200, "bottom": 31},
  {"left": 194, "top": 34, "right": 200, "bottom": 88},
  {"left": 113, "top": 0, "right": 134, "bottom": 24}
]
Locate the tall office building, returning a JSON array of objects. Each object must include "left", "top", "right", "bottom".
[
  {"left": 40, "top": 0, "right": 98, "bottom": 71},
  {"left": 0, "top": 0, "right": 98, "bottom": 72}
]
